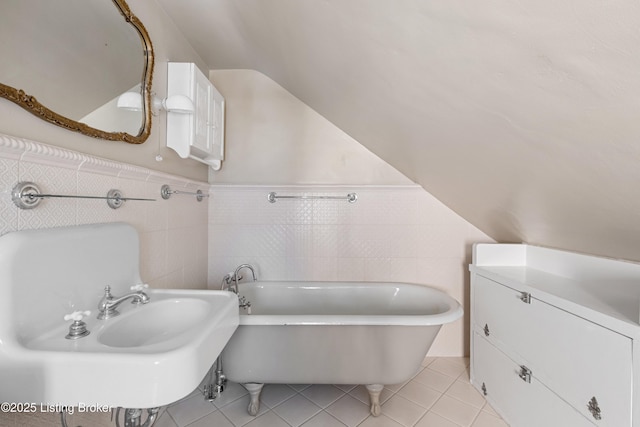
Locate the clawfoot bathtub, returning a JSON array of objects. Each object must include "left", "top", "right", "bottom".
[{"left": 221, "top": 281, "right": 463, "bottom": 416}]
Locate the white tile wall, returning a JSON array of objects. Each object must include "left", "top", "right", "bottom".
[
  {"left": 0, "top": 133, "right": 209, "bottom": 290},
  {"left": 208, "top": 185, "right": 495, "bottom": 356}
]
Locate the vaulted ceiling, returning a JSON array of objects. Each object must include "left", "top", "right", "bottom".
[{"left": 156, "top": 0, "right": 640, "bottom": 262}]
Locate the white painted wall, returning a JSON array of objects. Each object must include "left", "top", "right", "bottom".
[{"left": 209, "top": 70, "right": 413, "bottom": 185}]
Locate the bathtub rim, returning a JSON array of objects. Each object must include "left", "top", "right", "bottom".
[{"left": 235, "top": 280, "right": 463, "bottom": 326}]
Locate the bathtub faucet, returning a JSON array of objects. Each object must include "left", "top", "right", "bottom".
[
  {"left": 230, "top": 264, "right": 258, "bottom": 293},
  {"left": 221, "top": 264, "right": 257, "bottom": 293}
]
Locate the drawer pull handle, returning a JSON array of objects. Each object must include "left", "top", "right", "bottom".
[
  {"left": 483, "top": 324, "right": 490, "bottom": 336},
  {"left": 588, "top": 396, "right": 602, "bottom": 420},
  {"left": 520, "top": 292, "right": 531, "bottom": 304},
  {"left": 518, "top": 365, "right": 532, "bottom": 383}
]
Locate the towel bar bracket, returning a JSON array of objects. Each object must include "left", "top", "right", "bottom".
[{"left": 161, "top": 184, "right": 207, "bottom": 202}]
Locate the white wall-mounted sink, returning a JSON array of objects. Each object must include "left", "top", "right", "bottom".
[
  {"left": 21, "top": 290, "right": 238, "bottom": 408},
  {"left": 0, "top": 223, "right": 238, "bottom": 409}
]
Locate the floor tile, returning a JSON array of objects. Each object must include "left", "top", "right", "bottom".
[
  {"left": 289, "top": 384, "right": 312, "bottom": 391},
  {"left": 412, "top": 368, "right": 457, "bottom": 393},
  {"left": 301, "top": 410, "right": 348, "bottom": 427},
  {"left": 384, "top": 379, "right": 412, "bottom": 393},
  {"left": 334, "top": 384, "right": 358, "bottom": 392},
  {"left": 243, "top": 411, "right": 291, "bottom": 427},
  {"left": 429, "top": 358, "right": 468, "bottom": 378},
  {"left": 260, "top": 384, "right": 297, "bottom": 408},
  {"left": 472, "top": 411, "right": 510, "bottom": 427},
  {"left": 397, "top": 380, "right": 442, "bottom": 409},
  {"left": 381, "top": 395, "right": 428, "bottom": 426},
  {"left": 184, "top": 410, "right": 234, "bottom": 427},
  {"left": 348, "top": 385, "right": 394, "bottom": 406},
  {"left": 421, "top": 356, "right": 437, "bottom": 367},
  {"left": 358, "top": 414, "right": 404, "bottom": 427},
  {"left": 211, "top": 382, "right": 249, "bottom": 409},
  {"left": 153, "top": 411, "right": 178, "bottom": 427},
  {"left": 458, "top": 367, "right": 472, "bottom": 384},
  {"left": 167, "top": 393, "right": 218, "bottom": 426},
  {"left": 219, "top": 395, "right": 268, "bottom": 426},
  {"left": 415, "top": 411, "right": 460, "bottom": 427},
  {"left": 325, "top": 394, "right": 371, "bottom": 427},
  {"left": 301, "top": 384, "right": 346, "bottom": 408},
  {"left": 272, "top": 394, "right": 322, "bottom": 426},
  {"left": 163, "top": 358, "right": 507, "bottom": 427},
  {"left": 446, "top": 380, "right": 486, "bottom": 409},
  {"left": 431, "top": 395, "right": 482, "bottom": 427},
  {"left": 481, "top": 402, "right": 499, "bottom": 416}
]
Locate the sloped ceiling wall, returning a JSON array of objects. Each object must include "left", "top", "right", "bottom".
[
  {"left": 209, "top": 69, "right": 414, "bottom": 185},
  {"left": 155, "top": 0, "right": 640, "bottom": 262}
]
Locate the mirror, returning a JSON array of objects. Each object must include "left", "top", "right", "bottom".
[{"left": 0, "top": 0, "right": 154, "bottom": 144}]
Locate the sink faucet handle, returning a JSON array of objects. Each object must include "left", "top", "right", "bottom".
[
  {"left": 130, "top": 283, "right": 149, "bottom": 292},
  {"left": 64, "top": 310, "right": 91, "bottom": 322},
  {"left": 64, "top": 310, "right": 91, "bottom": 340}
]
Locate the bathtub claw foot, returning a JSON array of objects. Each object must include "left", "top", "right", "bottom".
[
  {"left": 366, "top": 384, "right": 384, "bottom": 417},
  {"left": 248, "top": 401, "right": 259, "bottom": 416},
  {"left": 243, "top": 383, "right": 264, "bottom": 416}
]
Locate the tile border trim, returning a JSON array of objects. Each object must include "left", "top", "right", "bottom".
[{"left": 0, "top": 132, "right": 208, "bottom": 188}]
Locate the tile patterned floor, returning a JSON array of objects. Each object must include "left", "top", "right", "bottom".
[{"left": 154, "top": 358, "right": 509, "bottom": 427}]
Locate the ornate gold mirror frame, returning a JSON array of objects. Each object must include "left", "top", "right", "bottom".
[{"left": 0, "top": 0, "right": 154, "bottom": 144}]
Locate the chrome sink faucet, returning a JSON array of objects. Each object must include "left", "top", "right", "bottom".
[{"left": 97, "top": 285, "right": 150, "bottom": 320}]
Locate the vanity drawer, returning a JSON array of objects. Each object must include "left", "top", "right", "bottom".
[
  {"left": 473, "top": 274, "right": 632, "bottom": 426},
  {"left": 472, "top": 332, "right": 595, "bottom": 427}
]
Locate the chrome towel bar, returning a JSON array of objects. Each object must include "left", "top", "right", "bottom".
[
  {"left": 161, "top": 184, "right": 208, "bottom": 202},
  {"left": 11, "top": 181, "right": 155, "bottom": 210},
  {"left": 267, "top": 192, "right": 357, "bottom": 203}
]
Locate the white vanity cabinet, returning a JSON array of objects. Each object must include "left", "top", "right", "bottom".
[{"left": 470, "top": 244, "right": 640, "bottom": 427}]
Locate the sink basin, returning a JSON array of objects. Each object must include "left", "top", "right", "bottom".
[
  {"left": 0, "top": 223, "right": 239, "bottom": 410},
  {"left": 19, "top": 289, "right": 239, "bottom": 408},
  {"left": 98, "top": 298, "right": 212, "bottom": 348}
]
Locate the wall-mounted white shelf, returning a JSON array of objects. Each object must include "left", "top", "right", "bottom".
[{"left": 166, "top": 62, "right": 225, "bottom": 170}]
